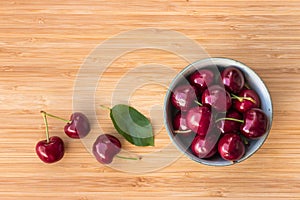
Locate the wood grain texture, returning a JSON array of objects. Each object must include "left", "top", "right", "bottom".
[{"left": 1, "top": 0, "right": 300, "bottom": 199}]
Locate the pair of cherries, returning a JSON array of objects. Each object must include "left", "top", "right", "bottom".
[
  {"left": 36, "top": 111, "right": 126, "bottom": 164},
  {"left": 171, "top": 67, "right": 269, "bottom": 161},
  {"left": 35, "top": 111, "right": 90, "bottom": 163}
]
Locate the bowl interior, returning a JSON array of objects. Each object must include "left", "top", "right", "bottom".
[{"left": 164, "top": 57, "right": 273, "bottom": 166}]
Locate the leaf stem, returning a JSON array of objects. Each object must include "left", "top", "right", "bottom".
[
  {"left": 40, "top": 111, "right": 70, "bottom": 123},
  {"left": 99, "top": 105, "right": 111, "bottom": 111},
  {"left": 215, "top": 117, "right": 244, "bottom": 123},
  {"left": 41, "top": 111, "right": 50, "bottom": 143},
  {"left": 116, "top": 155, "right": 141, "bottom": 161}
]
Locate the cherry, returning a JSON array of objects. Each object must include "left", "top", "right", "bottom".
[
  {"left": 202, "top": 85, "right": 232, "bottom": 112},
  {"left": 64, "top": 113, "right": 90, "bottom": 139},
  {"left": 190, "top": 132, "right": 218, "bottom": 159},
  {"left": 36, "top": 136, "right": 65, "bottom": 164},
  {"left": 173, "top": 112, "right": 192, "bottom": 135},
  {"left": 92, "top": 134, "right": 140, "bottom": 164},
  {"left": 221, "top": 67, "right": 245, "bottom": 94},
  {"left": 93, "top": 134, "right": 122, "bottom": 164},
  {"left": 214, "top": 108, "right": 268, "bottom": 139},
  {"left": 232, "top": 89, "right": 261, "bottom": 113},
  {"left": 40, "top": 111, "right": 90, "bottom": 139},
  {"left": 216, "top": 109, "right": 243, "bottom": 134},
  {"left": 36, "top": 111, "right": 64, "bottom": 163},
  {"left": 186, "top": 106, "right": 212, "bottom": 137},
  {"left": 171, "top": 84, "right": 198, "bottom": 112},
  {"left": 240, "top": 108, "right": 268, "bottom": 139},
  {"left": 218, "top": 133, "right": 245, "bottom": 161},
  {"left": 189, "top": 69, "right": 214, "bottom": 92}
]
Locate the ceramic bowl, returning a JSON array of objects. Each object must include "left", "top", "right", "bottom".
[{"left": 164, "top": 57, "right": 273, "bottom": 166}]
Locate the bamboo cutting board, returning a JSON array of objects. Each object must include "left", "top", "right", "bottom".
[{"left": 1, "top": 0, "right": 300, "bottom": 199}]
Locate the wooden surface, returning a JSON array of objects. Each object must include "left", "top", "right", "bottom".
[{"left": 1, "top": 0, "right": 300, "bottom": 199}]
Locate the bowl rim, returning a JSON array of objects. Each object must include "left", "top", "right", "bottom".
[{"left": 163, "top": 57, "right": 273, "bottom": 166}]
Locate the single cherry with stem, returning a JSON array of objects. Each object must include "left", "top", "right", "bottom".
[
  {"left": 231, "top": 89, "right": 261, "bottom": 113},
  {"left": 35, "top": 111, "right": 65, "bottom": 163},
  {"left": 40, "top": 111, "right": 90, "bottom": 139},
  {"left": 92, "top": 134, "right": 141, "bottom": 164},
  {"left": 216, "top": 109, "right": 243, "bottom": 134},
  {"left": 215, "top": 108, "right": 268, "bottom": 139}
]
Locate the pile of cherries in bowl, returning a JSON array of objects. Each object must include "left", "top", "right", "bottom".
[{"left": 167, "top": 59, "right": 271, "bottom": 165}]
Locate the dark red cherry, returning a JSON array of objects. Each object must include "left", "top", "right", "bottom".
[
  {"left": 37, "top": 111, "right": 65, "bottom": 164},
  {"left": 216, "top": 109, "right": 243, "bottom": 134},
  {"left": 202, "top": 85, "right": 232, "bottom": 112},
  {"left": 186, "top": 106, "right": 212, "bottom": 137},
  {"left": 173, "top": 112, "right": 193, "bottom": 136},
  {"left": 233, "top": 89, "right": 261, "bottom": 113},
  {"left": 35, "top": 136, "right": 65, "bottom": 164},
  {"left": 240, "top": 108, "right": 268, "bottom": 139},
  {"left": 218, "top": 133, "right": 245, "bottom": 161},
  {"left": 171, "top": 85, "right": 198, "bottom": 112},
  {"left": 190, "top": 132, "right": 218, "bottom": 159},
  {"left": 40, "top": 111, "right": 90, "bottom": 139},
  {"left": 64, "top": 112, "right": 90, "bottom": 139},
  {"left": 189, "top": 69, "right": 214, "bottom": 92},
  {"left": 92, "top": 134, "right": 121, "bottom": 164},
  {"left": 221, "top": 67, "right": 245, "bottom": 94}
]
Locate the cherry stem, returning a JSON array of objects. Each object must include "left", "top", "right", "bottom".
[
  {"left": 231, "top": 94, "right": 256, "bottom": 104},
  {"left": 116, "top": 155, "right": 141, "bottom": 161},
  {"left": 244, "top": 83, "right": 250, "bottom": 89},
  {"left": 174, "top": 130, "right": 192, "bottom": 134},
  {"left": 99, "top": 105, "right": 111, "bottom": 111},
  {"left": 215, "top": 117, "right": 244, "bottom": 123},
  {"left": 241, "top": 135, "right": 249, "bottom": 145},
  {"left": 41, "top": 111, "right": 50, "bottom": 143},
  {"left": 194, "top": 100, "right": 202, "bottom": 106},
  {"left": 40, "top": 111, "right": 71, "bottom": 123}
]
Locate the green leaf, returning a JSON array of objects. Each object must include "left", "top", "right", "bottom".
[{"left": 110, "top": 104, "right": 154, "bottom": 146}]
